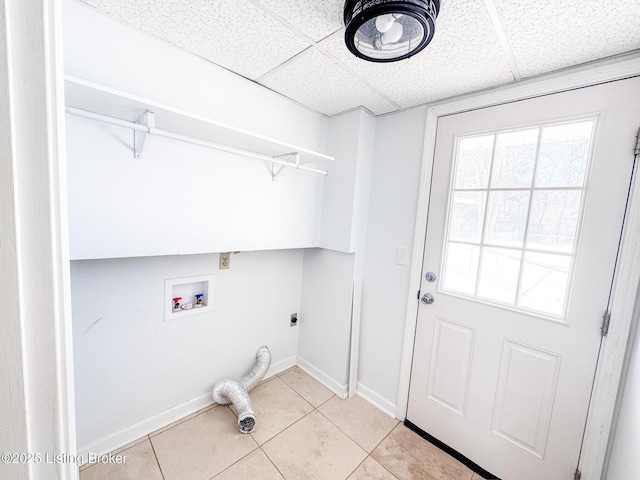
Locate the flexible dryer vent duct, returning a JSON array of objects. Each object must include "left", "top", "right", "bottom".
[{"left": 212, "top": 346, "right": 271, "bottom": 433}]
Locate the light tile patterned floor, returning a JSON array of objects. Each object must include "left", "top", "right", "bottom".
[{"left": 79, "top": 367, "right": 484, "bottom": 480}]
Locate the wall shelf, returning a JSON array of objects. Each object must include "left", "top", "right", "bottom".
[{"left": 64, "top": 76, "right": 334, "bottom": 176}]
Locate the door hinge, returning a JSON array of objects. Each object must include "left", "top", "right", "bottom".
[
  {"left": 417, "top": 289, "right": 421, "bottom": 300},
  {"left": 574, "top": 468, "right": 582, "bottom": 480},
  {"left": 601, "top": 310, "right": 611, "bottom": 337},
  {"left": 634, "top": 127, "right": 640, "bottom": 156}
]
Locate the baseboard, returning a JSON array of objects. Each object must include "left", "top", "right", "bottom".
[
  {"left": 296, "top": 355, "right": 349, "bottom": 398},
  {"left": 77, "top": 391, "right": 214, "bottom": 457},
  {"left": 78, "top": 355, "right": 297, "bottom": 457},
  {"left": 267, "top": 354, "right": 297, "bottom": 377},
  {"left": 356, "top": 382, "right": 397, "bottom": 418}
]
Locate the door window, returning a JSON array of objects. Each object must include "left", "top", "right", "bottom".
[{"left": 441, "top": 119, "right": 596, "bottom": 318}]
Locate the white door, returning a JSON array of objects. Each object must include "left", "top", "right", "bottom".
[{"left": 407, "top": 77, "right": 640, "bottom": 480}]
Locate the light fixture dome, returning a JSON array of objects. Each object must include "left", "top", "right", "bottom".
[{"left": 344, "top": 0, "right": 440, "bottom": 63}]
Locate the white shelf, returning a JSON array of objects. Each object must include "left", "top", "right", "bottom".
[{"left": 64, "top": 75, "right": 334, "bottom": 169}]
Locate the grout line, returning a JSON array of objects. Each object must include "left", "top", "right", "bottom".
[
  {"left": 314, "top": 407, "right": 368, "bottom": 454},
  {"left": 315, "top": 393, "right": 336, "bottom": 409},
  {"left": 256, "top": 404, "right": 322, "bottom": 478},
  {"left": 313, "top": 404, "right": 401, "bottom": 479},
  {"left": 346, "top": 455, "right": 369, "bottom": 479},
  {"left": 148, "top": 403, "right": 217, "bottom": 438},
  {"left": 367, "top": 424, "right": 403, "bottom": 479},
  {"left": 314, "top": 402, "right": 398, "bottom": 458},
  {"left": 148, "top": 435, "right": 166, "bottom": 480},
  {"left": 371, "top": 421, "right": 401, "bottom": 454},
  {"left": 205, "top": 444, "right": 261, "bottom": 480},
  {"left": 277, "top": 370, "right": 333, "bottom": 410},
  {"left": 80, "top": 433, "right": 158, "bottom": 472},
  {"left": 259, "top": 444, "right": 287, "bottom": 480}
]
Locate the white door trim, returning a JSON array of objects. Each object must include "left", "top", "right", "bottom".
[
  {"left": 396, "top": 51, "right": 640, "bottom": 480},
  {"left": 1, "top": 1, "right": 76, "bottom": 478}
]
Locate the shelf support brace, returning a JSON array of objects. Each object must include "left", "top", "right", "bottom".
[
  {"left": 134, "top": 110, "right": 154, "bottom": 159},
  {"left": 271, "top": 162, "right": 286, "bottom": 182},
  {"left": 271, "top": 152, "right": 300, "bottom": 181}
]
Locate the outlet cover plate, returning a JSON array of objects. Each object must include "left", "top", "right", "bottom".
[{"left": 219, "top": 253, "right": 230, "bottom": 270}]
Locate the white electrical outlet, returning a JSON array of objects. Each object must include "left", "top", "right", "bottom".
[{"left": 396, "top": 246, "right": 409, "bottom": 266}]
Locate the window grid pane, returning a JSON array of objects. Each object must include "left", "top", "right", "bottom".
[{"left": 441, "top": 119, "right": 594, "bottom": 318}]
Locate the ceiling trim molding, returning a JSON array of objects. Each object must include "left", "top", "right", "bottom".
[
  {"left": 377, "top": 50, "right": 640, "bottom": 119},
  {"left": 427, "top": 50, "right": 640, "bottom": 117}
]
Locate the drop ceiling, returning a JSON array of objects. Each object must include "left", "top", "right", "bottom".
[{"left": 77, "top": 0, "right": 640, "bottom": 117}]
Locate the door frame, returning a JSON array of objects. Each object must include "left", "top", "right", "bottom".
[
  {"left": 396, "top": 52, "right": 640, "bottom": 480},
  {"left": 1, "top": 0, "right": 76, "bottom": 478}
]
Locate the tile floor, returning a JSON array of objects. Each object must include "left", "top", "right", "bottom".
[{"left": 79, "top": 367, "right": 483, "bottom": 480}]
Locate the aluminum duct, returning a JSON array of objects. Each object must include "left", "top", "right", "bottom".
[{"left": 212, "top": 346, "right": 271, "bottom": 433}]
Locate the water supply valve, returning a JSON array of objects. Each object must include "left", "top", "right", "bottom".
[
  {"left": 172, "top": 297, "right": 182, "bottom": 311},
  {"left": 195, "top": 293, "right": 204, "bottom": 307}
]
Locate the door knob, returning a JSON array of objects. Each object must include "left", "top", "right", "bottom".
[{"left": 421, "top": 293, "right": 434, "bottom": 305}]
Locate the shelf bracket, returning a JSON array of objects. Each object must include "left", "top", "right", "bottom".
[
  {"left": 134, "top": 110, "right": 155, "bottom": 159},
  {"left": 271, "top": 152, "right": 300, "bottom": 182},
  {"left": 271, "top": 162, "right": 286, "bottom": 182}
]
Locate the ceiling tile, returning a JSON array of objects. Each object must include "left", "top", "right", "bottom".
[
  {"left": 259, "top": 49, "right": 398, "bottom": 116},
  {"left": 321, "top": 0, "right": 516, "bottom": 108},
  {"left": 255, "top": 0, "right": 344, "bottom": 42},
  {"left": 493, "top": 0, "right": 640, "bottom": 78},
  {"left": 79, "top": 0, "right": 312, "bottom": 79}
]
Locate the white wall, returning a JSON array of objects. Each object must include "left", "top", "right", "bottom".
[
  {"left": 63, "top": 0, "right": 329, "bottom": 259},
  {"left": 63, "top": 0, "right": 326, "bottom": 150},
  {"left": 321, "top": 109, "right": 375, "bottom": 254},
  {"left": 63, "top": 0, "right": 330, "bottom": 455},
  {"left": 66, "top": 114, "right": 324, "bottom": 259},
  {"left": 358, "top": 107, "right": 427, "bottom": 411},
  {"left": 299, "top": 108, "right": 375, "bottom": 397},
  {"left": 71, "top": 250, "right": 302, "bottom": 452},
  {"left": 63, "top": 0, "right": 457, "bottom": 455},
  {"left": 298, "top": 249, "right": 355, "bottom": 394}
]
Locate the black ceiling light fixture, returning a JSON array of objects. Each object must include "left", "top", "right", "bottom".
[{"left": 344, "top": 0, "right": 441, "bottom": 63}]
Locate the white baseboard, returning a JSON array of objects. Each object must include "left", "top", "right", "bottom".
[
  {"left": 296, "top": 355, "right": 349, "bottom": 399},
  {"left": 78, "top": 391, "right": 214, "bottom": 457},
  {"left": 78, "top": 356, "right": 376, "bottom": 456},
  {"left": 267, "top": 354, "right": 297, "bottom": 377},
  {"left": 78, "top": 355, "right": 297, "bottom": 457},
  {"left": 356, "top": 382, "right": 397, "bottom": 419}
]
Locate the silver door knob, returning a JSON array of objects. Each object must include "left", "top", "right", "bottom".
[{"left": 421, "top": 293, "right": 434, "bottom": 305}]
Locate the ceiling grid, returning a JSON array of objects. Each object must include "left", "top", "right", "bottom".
[{"left": 77, "top": 0, "right": 640, "bottom": 116}]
